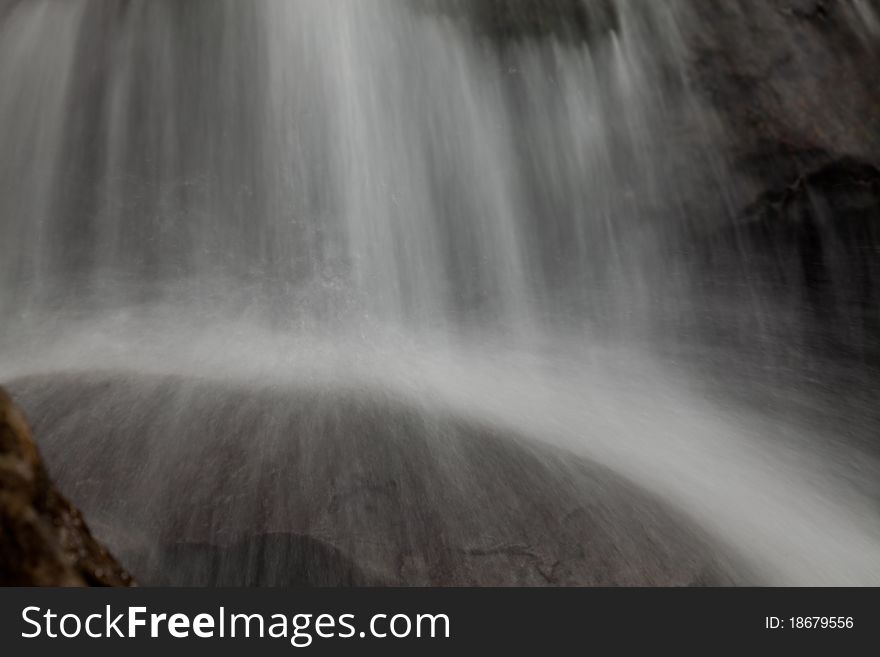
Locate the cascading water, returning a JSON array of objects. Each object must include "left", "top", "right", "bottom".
[
  {"left": 1, "top": 0, "right": 700, "bottom": 333},
  {"left": 1, "top": 0, "right": 879, "bottom": 585}
]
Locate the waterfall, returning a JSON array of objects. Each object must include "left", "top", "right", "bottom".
[
  {"left": 1, "top": 0, "right": 879, "bottom": 585},
  {"left": 0, "top": 0, "right": 710, "bottom": 335}
]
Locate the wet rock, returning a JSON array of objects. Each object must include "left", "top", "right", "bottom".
[
  {"left": 687, "top": 0, "right": 880, "bottom": 191},
  {"left": 6, "top": 372, "right": 747, "bottom": 587},
  {"left": 0, "top": 387, "right": 133, "bottom": 586},
  {"left": 690, "top": 158, "right": 880, "bottom": 364},
  {"left": 144, "top": 533, "right": 379, "bottom": 587},
  {"left": 417, "top": 0, "right": 619, "bottom": 44},
  {"left": 638, "top": 1, "right": 880, "bottom": 372}
]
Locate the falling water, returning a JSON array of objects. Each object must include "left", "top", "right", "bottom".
[{"left": 1, "top": 0, "right": 879, "bottom": 585}]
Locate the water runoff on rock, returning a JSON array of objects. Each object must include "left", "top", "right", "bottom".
[{"left": 1, "top": 0, "right": 879, "bottom": 585}]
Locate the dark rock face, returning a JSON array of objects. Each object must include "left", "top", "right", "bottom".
[
  {"left": 417, "top": 0, "right": 619, "bottom": 43},
  {"left": 639, "top": 1, "right": 880, "bottom": 377},
  {"left": 686, "top": 0, "right": 880, "bottom": 193},
  {"left": 150, "top": 534, "right": 378, "bottom": 587},
  {"left": 0, "top": 388, "right": 133, "bottom": 586},
  {"left": 695, "top": 158, "right": 880, "bottom": 360},
  {"left": 735, "top": 157, "right": 880, "bottom": 296},
  {"left": 6, "top": 373, "right": 745, "bottom": 587}
]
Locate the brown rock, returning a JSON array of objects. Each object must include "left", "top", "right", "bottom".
[{"left": 0, "top": 387, "right": 134, "bottom": 586}]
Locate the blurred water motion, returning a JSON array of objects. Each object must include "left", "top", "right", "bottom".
[{"left": 1, "top": 0, "right": 879, "bottom": 585}]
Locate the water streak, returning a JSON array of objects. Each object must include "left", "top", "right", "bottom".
[{"left": 1, "top": 0, "right": 879, "bottom": 584}]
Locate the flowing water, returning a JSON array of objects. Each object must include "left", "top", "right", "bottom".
[{"left": 1, "top": 0, "right": 879, "bottom": 585}]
